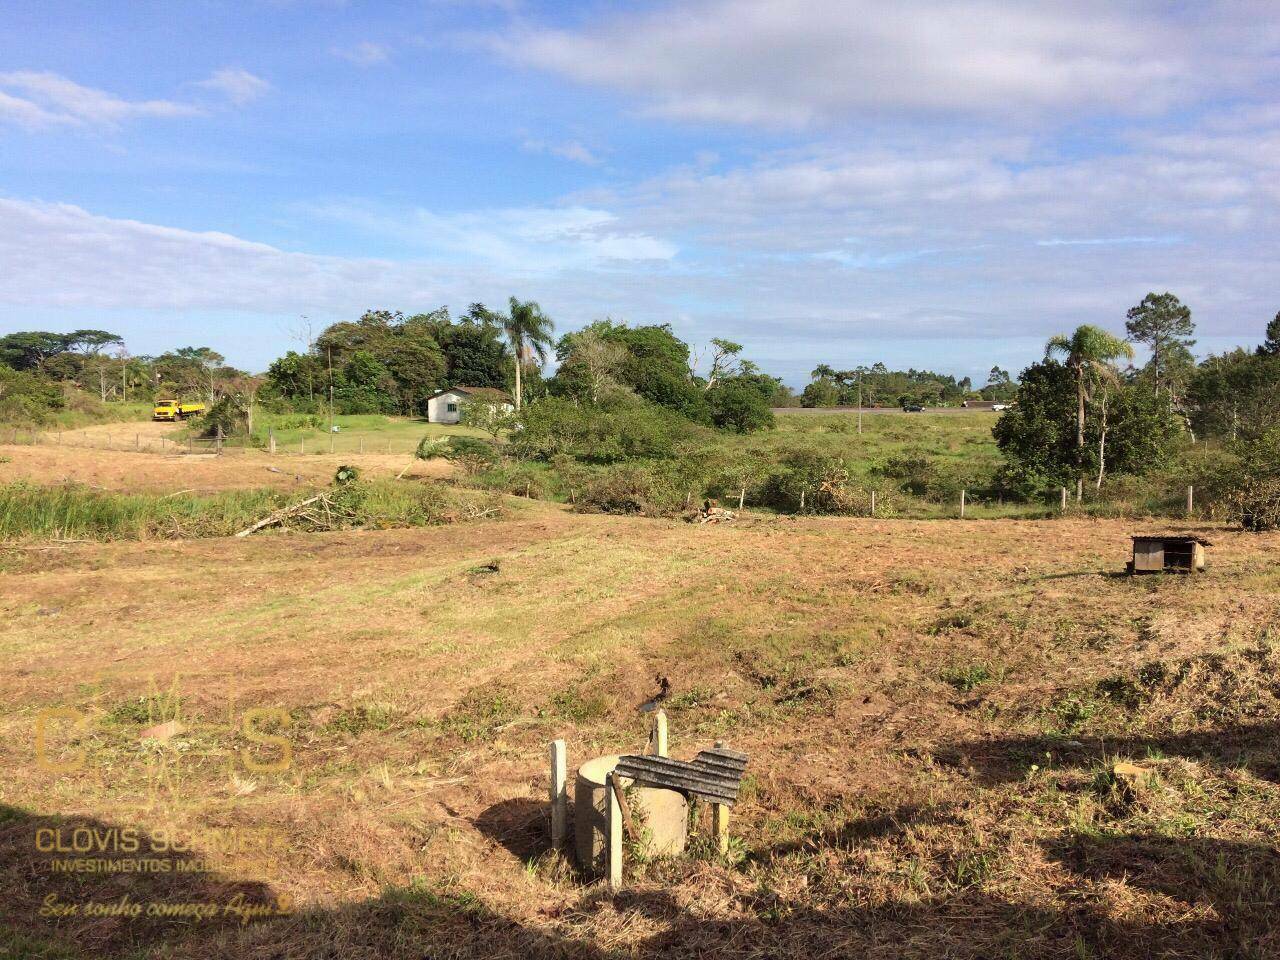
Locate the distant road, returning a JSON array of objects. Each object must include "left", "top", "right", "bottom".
[{"left": 772, "top": 406, "right": 999, "bottom": 416}]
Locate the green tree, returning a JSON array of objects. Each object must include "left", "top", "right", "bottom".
[
  {"left": 707, "top": 376, "right": 777, "bottom": 433},
  {"left": 502, "top": 297, "right": 555, "bottom": 411},
  {"left": 1124, "top": 292, "right": 1195, "bottom": 398},
  {"left": 1258, "top": 311, "right": 1280, "bottom": 357},
  {"left": 0, "top": 331, "right": 74, "bottom": 371},
  {"left": 1044, "top": 325, "right": 1134, "bottom": 487},
  {"left": 993, "top": 360, "right": 1180, "bottom": 496}
]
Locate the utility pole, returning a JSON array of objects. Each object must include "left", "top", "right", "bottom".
[
  {"left": 857, "top": 369, "right": 863, "bottom": 435},
  {"left": 327, "top": 346, "right": 336, "bottom": 437}
]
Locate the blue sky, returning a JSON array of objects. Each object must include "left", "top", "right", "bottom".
[{"left": 1, "top": 0, "right": 1277, "bottom": 386}]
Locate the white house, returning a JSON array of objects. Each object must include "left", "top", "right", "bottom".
[{"left": 426, "top": 386, "right": 514, "bottom": 424}]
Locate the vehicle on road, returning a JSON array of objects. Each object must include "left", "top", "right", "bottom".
[
  {"left": 902, "top": 403, "right": 925, "bottom": 412},
  {"left": 153, "top": 399, "right": 207, "bottom": 421}
]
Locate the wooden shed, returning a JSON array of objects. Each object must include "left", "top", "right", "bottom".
[{"left": 1129, "top": 535, "right": 1209, "bottom": 574}]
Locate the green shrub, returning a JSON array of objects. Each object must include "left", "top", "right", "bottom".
[
  {"left": 441, "top": 436, "right": 499, "bottom": 475},
  {"left": 1198, "top": 429, "right": 1280, "bottom": 530},
  {"left": 576, "top": 463, "right": 684, "bottom": 516}
]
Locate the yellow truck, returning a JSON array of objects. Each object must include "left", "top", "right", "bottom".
[{"left": 152, "top": 399, "right": 207, "bottom": 421}]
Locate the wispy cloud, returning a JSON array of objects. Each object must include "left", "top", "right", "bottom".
[
  {"left": 331, "top": 41, "right": 390, "bottom": 66},
  {"left": 303, "top": 200, "right": 675, "bottom": 273},
  {"left": 520, "top": 137, "right": 601, "bottom": 165},
  {"left": 0, "top": 71, "right": 200, "bottom": 129},
  {"left": 1036, "top": 236, "right": 1182, "bottom": 247},
  {"left": 195, "top": 68, "right": 271, "bottom": 105},
  {"left": 0, "top": 68, "right": 269, "bottom": 130}
]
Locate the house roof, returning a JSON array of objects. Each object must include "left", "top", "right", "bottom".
[
  {"left": 429, "top": 386, "right": 513, "bottom": 403},
  {"left": 1132, "top": 534, "right": 1212, "bottom": 546}
]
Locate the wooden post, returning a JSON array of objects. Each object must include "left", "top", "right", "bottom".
[
  {"left": 606, "top": 773, "right": 624, "bottom": 891},
  {"left": 359, "top": 437, "right": 364, "bottom": 455},
  {"left": 1060, "top": 486, "right": 1068, "bottom": 511},
  {"left": 300, "top": 436, "right": 305, "bottom": 455},
  {"left": 329, "top": 433, "right": 335, "bottom": 455},
  {"left": 135, "top": 433, "right": 140, "bottom": 451},
  {"left": 738, "top": 487, "right": 745, "bottom": 511},
  {"left": 799, "top": 488, "right": 806, "bottom": 511},
  {"left": 1076, "top": 477, "right": 1083, "bottom": 503},
  {"left": 870, "top": 490, "right": 877, "bottom": 516},
  {"left": 269, "top": 429, "right": 276, "bottom": 455},
  {"left": 1186, "top": 485, "right": 1194, "bottom": 516},
  {"left": 713, "top": 803, "right": 730, "bottom": 855},
  {"left": 712, "top": 740, "right": 730, "bottom": 854},
  {"left": 386, "top": 438, "right": 391, "bottom": 454},
  {"left": 960, "top": 488, "right": 966, "bottom": 519},
  {"left": 549, "top": 740, "right": 567, "bottom": 851},
  {"left": 649, "top": 709, "right": 668, "bottom": 758},
  {"left": 187, "top": 436, "right": 193, "bottom": 455}
]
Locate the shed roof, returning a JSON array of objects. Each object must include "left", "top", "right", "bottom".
[
  {"left": 429, "top": 386, "right": 513, "bottom": 403},
  {"left": 1132, "top": 534, "right": 1212, "bottom": 546}
]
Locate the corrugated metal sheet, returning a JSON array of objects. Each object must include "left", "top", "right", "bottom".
[{"left": 614, "top": 746, "right": 749, "bottom": 806}]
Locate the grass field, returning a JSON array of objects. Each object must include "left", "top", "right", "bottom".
[{"left": 2, "top": 450, "right": 1279, "bottom": 959}]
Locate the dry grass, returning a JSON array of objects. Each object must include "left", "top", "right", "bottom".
[
  {"left": 0, "top": 431, "right": 453, "bottom": 494},
  {"left": 1, "top": 496, "right": 1278, "bottom": 958}
]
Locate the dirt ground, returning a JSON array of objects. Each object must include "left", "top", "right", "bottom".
[
  {"left": 2, "top": 485, "right": 1279, "bottom": 959},
  {"left": 0, "top": 429, "right": 453, "bottom": 493}
]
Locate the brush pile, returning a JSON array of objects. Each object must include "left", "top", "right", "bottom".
[{"left": 236, "top": 477, "right": 502, "bottom": 537}]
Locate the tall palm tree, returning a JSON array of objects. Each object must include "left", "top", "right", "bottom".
[
  {"left": 1045, "top": 324, "right": 1134, "bottom": 487},
  {"left": 502, "top": 297, "right": 555, "bottom": 411}
]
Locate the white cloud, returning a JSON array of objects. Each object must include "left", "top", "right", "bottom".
[
  {"left": 497, "top": 0, "right": 1280, "bottom": 126},
  {"left": 196, "top": 68, "right": 271, "bottom": 105},
  {"left": 0, "top": 71, "right": 201, "bottom": 129},
  {"left": 520, "top": 137, "right": 601, "bottom": 165},
  {"left": 332, "top": 41, "right": 390, "bottom": 66},
  {"left": 304, "top": 201, "right": 676, "bottom": 272}
]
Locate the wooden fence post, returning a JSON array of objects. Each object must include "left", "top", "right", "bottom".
[
  {"left": 607, "top": 773, "right": 624, "bottom": 891},
  {"left": 738, "top": 487, "right": 745, "bottom": 511},
  {"left": 359, "top": 437, "right": 364, "bottom": 455},
  {"left": 1186, "top": 485, "right": 1194, "bottom": 516},
  {"left": 549, "top": 740, "right": 567, "bottom": 851},
  {"left": 300, "top": 436, "right": 305, "bottom": 455},
  {"left": 269, "top": 429, "right": 276, "bottom": 455},
  {"left": 713, "top": 803, "right": 730, "bottom": 855},
  {"left": 960, "top": 489, "right": 966, "bottom": 519},
  {"left": 870, "top": 490, "right": 876, "bottom": 516},
  {"left": 329, "top": 433, "right": 335, "bottom": 455},
  {"left": 649, "top": 709, "right": 668, "bottom": 758},
  {"left": 1060, "top": 486, "right": 1068, "bottom": 512}
]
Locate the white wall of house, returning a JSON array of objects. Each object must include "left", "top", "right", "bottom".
[
  {"left": 427, "top": 391, "right": 466, "bottom": 424},
  {"left": 427, "top": 390, "right": 515, "bottom": 424}
]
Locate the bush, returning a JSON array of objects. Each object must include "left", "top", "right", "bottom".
[
  {"left": 758, "top": 447, "right": 883, "bottom": 514},
  {"left": 441, "top": 436, "right": 499, "bottom": 475},
  {"left": 1198, "top": 429, "right": 1280, "bottom": 530},
  {"left": 468, "top": 462, "right": 553, "bottom": 499},
  {"left": 877, "top": 452, "right": 995, "bottom": 502},
  {"left": 576, "top": 463, "right": 685, "bottom": 516},
  {"left": 512, "top": 396, "right": 702, "bottom": 464},
  {"left": 0, "top": 368, "right": 64, "bottom": 425}
]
